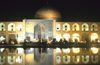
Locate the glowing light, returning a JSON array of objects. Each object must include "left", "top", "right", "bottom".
[
  {"left": 0, "top": 36, "right": 5, "bottom": 41},
  {"left": 72, "top": 48, "right": 80, "bottom": 53},
  {"left": 72, "top": 34, "right": 79, "bottom": 42},
  {"left": 30, "top": 48, "right": 33, "bottom": 51},
  {"left": 63, "top": 48, "right": 70, "bottom": 53},
  {"left": 63, "top": 34, "right": 70, "bottom": 41},
  {"left": 91, "top": 47, "right": 98, "bottom": 54},
  {"left": 91, "top": 33, "right": 98, "bottom": 41},
  {"left": 11, "top": 41, "right": 14, "bottom": 44},
  {"left": 17, "top": 34, "right": 23, "bottom": 42},
  {"left": 77, "top": 58, "right": 80, "bottom": 62},
  {"left": 0, "top": 48, "right": 5, "bottom": 52},
  {"left": 56, "top": 34, "right": 61, "bottom": 41},
  {"left": 56, "top": 48, "right": 61, "bottom": 53},
  {"left": 16, "top": 58, "right": 18, "bottom": 62},
  {"left": 18, "top": 24, "right": 22, "bottom": 31},
  {"left": 17, "top": 48, "right": 23, "bottom": 53}
]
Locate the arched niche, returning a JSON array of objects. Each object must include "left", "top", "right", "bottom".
[
  {"left": 63, "top": 23, "right": 70, "bottom": 31},
  {"left": 34, "top": 23, "right": 45, "bottom": 42},
  {"left": 82, "top": 23, "right": 89, "bottom": 31},
  {"left": 91, "top": 23, "right": 98, "bottom": 31},
  {"left": 56, "top": 24, "right": 60, "bottom": 31},
  {"left": 0, "top": 23, "right": 6, "bottom": 31},
  {"left": 8, "top": 23, "right": 15, "bottom": 31},
  {"left": 18, "top": 24, "right": 22, "bottom": 31},
  {"left": 72, "top": 23, "right": 79, "bottom": 31}
]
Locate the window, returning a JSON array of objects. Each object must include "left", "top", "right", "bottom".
[
  {"left": 82, "top": 23, "right": 89, "bottom": 31},
  {"left": 8, "top": 23, "right": 15, "bottom": 31},
  {"left": 0, "top": 23, "right": 6, "bottom": 31},
  {"left": 72, "top": 23, "right": 79, "bottom": 31},
  {"left": 63, "top": 23, "right": 70, "bottom": 31},
  {"left": 56, "top": 24, "right": 60, "bottom": 31},
  {"left": 91, "top": 23, "right": 98, "bottom": 31},
  {"left": 18, "top": 24, "right": 22, "bottom": 31}
]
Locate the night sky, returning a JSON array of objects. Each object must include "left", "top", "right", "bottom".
[{"left": 0, "top": 0, "right": 100, "bottom": 22}]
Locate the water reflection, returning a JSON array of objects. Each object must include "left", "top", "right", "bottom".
[{"left": 0, "top": 48, "right": 100, "bottom": 65}]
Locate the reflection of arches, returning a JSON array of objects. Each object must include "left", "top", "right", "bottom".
[
  {"left": 72, "top": 48, "right": 80, "bottom": 53},
  {"left": 63, "top": 23, "right": 70, "bottom": 31},
  {"left": 9, "top": 34, "right": 15, "bottom": 40},
  {"left": 63, "top": 55, "right": 70, "bottom": 64},
  {"left": 82, "top": 23, "right": 89, "bottom": 31},
  {"left": 63, "top": 34, "right": 70, "bottom": 41},
  {"left": 91, "top": 23, "right": 98, "bottom": 31},
  {"left": 34, "top": 23, "right": 45, "bottom": 42},
  {"left": 0, "top": 23, "right": 6, "bottom": 31},
  {"left": 82, "top": 33, "right": 89, "bottom": 41},
  {"left": 72, "top": 34, "right": 79, "bottom": 42},
  {"left": 56, "top": 56, "right": 61, "bottom": 64},
  {"left": 56, "top": 24, "right": 60, "bottom": 31},
  {"left": 82, "top": 55, "right": 89, "bottom": 64},
  {"left": 8, "top": 56, "right": 15, "bottom": 65},
  {"left": 0, "top": 56, "right": 5, "bottom": 65},
  {"left": 82, "top": 48, "right": 89, "bottom": 53},
  {"left": 91, "top": 48, "right": 99, "bottom": 54},
  {"left": 8, "top": 23, "right": 15, "bottom": 31},
  {"left": 72, "top": 23, "right": 79, "bottom": 31},
  {"left": 91, "top": 55, "right": 98, "bottom": 64},
  {"left": 73, "top": 55, "right": 80, "bottom": 64}
]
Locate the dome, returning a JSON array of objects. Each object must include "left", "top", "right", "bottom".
[{"left": 34, "top": 6, "right": 61, "bottom": 21}]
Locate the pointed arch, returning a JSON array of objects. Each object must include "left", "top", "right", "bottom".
[
  {"left": 56, "top": 24, "right": 60, "bottom": 31},
  {"left": 0, "top": 23, "right": 6, "bottom": 31},
  {"left": 82, "top": 23, "right": 89, "bottom": 31},
  {"left": 8, "top": 23, "right": 15, "bottom": 31},
  {"left": 18, "top": 24, "right": 22, "bottom": 31},
  {"left": 91, "top": 23, "right": 98, "bottom": 31},
  {"left": 72, "top": 23, "right": 79, "bottom": 31},
  {"left": 63, "top": 23, "right": 70, "bottom": 31},
  {"left": 34, "top": 23, "right": 45, "bottom": 41}
]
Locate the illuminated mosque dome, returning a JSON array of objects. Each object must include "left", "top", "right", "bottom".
[{"left": 34, "top": 6, "right": 62, "bottom": 21}]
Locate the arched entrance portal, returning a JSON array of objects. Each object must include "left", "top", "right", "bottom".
[
  {"left": 9, "top": 34, "right": 15, "bottom": 40},
  {"left": 34, "top": 23, "right": 45, "bottom": 42}
]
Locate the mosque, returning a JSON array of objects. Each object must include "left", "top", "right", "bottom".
[{"left": 0, "top": 6, "right": 100, "bottom": 65}]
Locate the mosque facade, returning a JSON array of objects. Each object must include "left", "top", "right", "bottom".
[{"left": 0, "top": 6, "right": 100, "bottom": 65}]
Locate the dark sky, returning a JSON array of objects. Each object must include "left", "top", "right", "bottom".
[{"left": 0, "top": 0, "right": 100, "bottom": 22}]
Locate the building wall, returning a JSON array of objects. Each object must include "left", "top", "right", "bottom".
[
  {"left": 55, "top": 22, "right": 100, "bottom": 42},
  {"left": 0, "top": 21, "right": 25, "bottom": 43}
]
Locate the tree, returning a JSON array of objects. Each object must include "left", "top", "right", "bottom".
[
  {"left": 9, "top": 38, "right": 12, "bottom": 44},
  {"left": 14, "top": 39, "right": 18, "bottom": 44}
]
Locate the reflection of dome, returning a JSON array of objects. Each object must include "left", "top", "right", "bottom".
[{"left": 34, "top": 6, "right": 61, "bottom": 21}]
